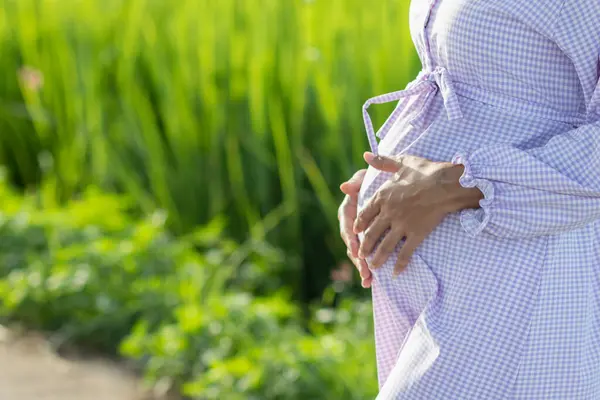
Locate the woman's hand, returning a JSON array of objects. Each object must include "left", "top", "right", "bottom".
[
  {"left": 338, "top": 169, "right": 373, "bottom": 288},
  {"left": 355, "top": 152, "right": 483, "bottom": 276}
]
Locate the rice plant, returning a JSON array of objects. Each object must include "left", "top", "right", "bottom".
[{"left": 0, "top": 0, "right": 420, "bottom": 300}]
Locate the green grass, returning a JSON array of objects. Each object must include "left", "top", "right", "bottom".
[{"left": 0, "top": 0, "right": 420, "bottom": 299}]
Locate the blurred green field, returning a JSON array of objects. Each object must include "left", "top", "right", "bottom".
[
  {"left": 0, "top": 0, "right": 420, "bottom": 397},
  {"left": 0, "top": 0, "right": 419, "bottom": 300}
]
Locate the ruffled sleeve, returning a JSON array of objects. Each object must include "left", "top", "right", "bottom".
[
  {"left": 449, "top": 109, "right": 600, "bottom": 238},
  {"left": 450, "top": 152, "right": 495, "bottom": 238}
]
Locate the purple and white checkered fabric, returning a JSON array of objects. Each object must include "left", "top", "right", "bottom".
[{"left": 357, "top": 0, "right": 600, "bottom": 398}]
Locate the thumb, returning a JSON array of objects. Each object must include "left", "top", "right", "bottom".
[
  {"left": 340, "top": 169, "right": 367, "bottom": 195},
  {"left": 364, "top": 152, "right": 402, "bottom": 173}
]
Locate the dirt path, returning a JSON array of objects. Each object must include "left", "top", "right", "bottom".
[{"left": 0, "top": 326, "right": 170, "bottom": 400}]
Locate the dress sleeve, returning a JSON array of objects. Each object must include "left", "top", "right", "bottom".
[{"left": 451, "top": 79, "right": 600, "bottom": 239}]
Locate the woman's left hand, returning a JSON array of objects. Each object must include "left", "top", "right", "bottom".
[{"left": 355, "top": 152, "right": 483, "bottom": 276}]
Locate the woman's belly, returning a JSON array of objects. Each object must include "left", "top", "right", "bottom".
[
  {"left": 357, "top": 90, "right": 573, "bottom": 334},
  {"left": 358, "top": 88, "right": 600, "bottom": 397},
  {"left": 359, "top": 90, "right": 572, "bottom": 388}
]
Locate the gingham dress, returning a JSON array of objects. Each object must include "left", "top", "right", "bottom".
[{"left": 357, "top": 0, "right": 600, "bottom": 398}]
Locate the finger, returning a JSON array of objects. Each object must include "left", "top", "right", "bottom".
[
  {"left": 364, "top": 152, "right": 403, "bottom": 173},
  {"left": 361, "top": 276, "right": 373, "bottom": 288},
  {"left": 354, "top": 198, "right": 380, "bottom": 234},
  {"left": 347, "top": 248, "right": 354, "bottom": 261},
  {"left": 338, "top": 195, "right": 356, "bottom": 229},
  {"left": 347, "top": 249, "right": 359, "bottom": 269},
  {"left": 393, "top": 235, "right": 424, "bottom": 277},
  {"left": 344, "top": 195, "right": 358, "bottom": 215},
  {"left": 358, "top": 257, "right": 373, "bottom": 288},
  {"left": 357, "top": 257, "right": 371, "bottom": 278},
  {"left": 347, "top": 250, "right": 365, "bottom": 279},
  {"left": 370, "top": 227, "right": 404, "bottom": 268},
  {"left": 347, "top": 250, "right": 370, "bottom": 278},
  {"left": 358, "top": 217, "right": 390, "bottom": 259},
  {"left": 338, "top": 195, "right": 352, "bottom": 222},
  {"left": 341, "top": 205, "right": 360, "bottom": 257},
  {"left": 340, "top": 169, "right": 367, "bottom": 195},
  {"left": 348, "top": 235, "right": 360, "bottom": 258}
]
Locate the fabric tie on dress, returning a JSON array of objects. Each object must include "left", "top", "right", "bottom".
[{"left": 362, "top": 67, "right": 464, "bottom": 154}]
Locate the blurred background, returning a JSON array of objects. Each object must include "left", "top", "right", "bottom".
[{"left": 0, "top": 0, "right": 420, "bottom": 398}]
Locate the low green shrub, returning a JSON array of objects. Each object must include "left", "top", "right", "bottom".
[
  {"left": 121, "top": 297, "right": 377, "bottom": 399},
  {"left": 0, "top": 170, "right": 377, "bottom": 399}
]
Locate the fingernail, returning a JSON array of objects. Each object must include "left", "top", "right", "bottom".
[
  {"left": 364, "top": 152, "right": 375, "bottom": 163},
  {"left": 392, "top": 266, "right": 404, "bottom": 278}
]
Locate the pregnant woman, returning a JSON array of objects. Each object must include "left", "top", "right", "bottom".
[{"left": 338, "top": 0, "right": 600, "bottom": 398}]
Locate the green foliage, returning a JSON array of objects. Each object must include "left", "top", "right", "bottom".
[
  {"left": 0, "top": 0, "right": 420, "bottom": 300},
  {"left": 0, "top": 170, "right": 377, "bottom": 399},
  {"left": 121, "top": 298, "right": 377, "bottom": 400}
]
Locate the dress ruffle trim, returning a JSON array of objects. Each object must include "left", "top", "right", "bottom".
[{"left": 451, "top": 152, "right": 495, "bottom": 238}]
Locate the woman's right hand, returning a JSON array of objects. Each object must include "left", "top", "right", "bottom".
[{"left": 338, "top": 169, "right": 372, "bottom": 288}]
